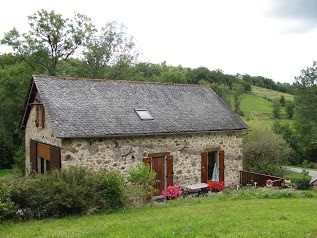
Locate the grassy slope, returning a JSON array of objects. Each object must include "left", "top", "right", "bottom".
[
  {"left": 1, "top": 195, "right": 317, "bottom": 238},
  {"left": 240, "top": 86, "right": 294, "bottom": 123},
  {"left": 251, "top": 86, "right": 294, "bottom": 102},
  {"left": 241, "top": 86, "right": 294, "bottom": 119}
]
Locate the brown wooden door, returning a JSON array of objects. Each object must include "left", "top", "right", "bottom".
[
  {"left": 166, "top": 155, "right": 173, "bottom": 186},
  {"left": 152, "top": 157, "right": 165, "bottom": 196},
  {"left": 201, "top": 152, "right": 208, "bottom": 183}
]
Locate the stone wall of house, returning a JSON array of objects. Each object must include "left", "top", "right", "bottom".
[
  {"left": 25, "top": 105, "right": 62, "bottom": 174},
  {"left": 61, "top": 132, "right": 244, "bottom": 187}
]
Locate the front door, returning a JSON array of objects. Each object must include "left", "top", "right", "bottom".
[
  {"left": 152, "top": 157, "right": 165, "bottom": 196},
  {"left": 144, "top": 155, "right": 173, "bottom": 195}
]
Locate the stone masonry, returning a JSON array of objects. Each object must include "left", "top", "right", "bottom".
[{"left": 61, "top": 132, "right": 243, "bottom": 187}]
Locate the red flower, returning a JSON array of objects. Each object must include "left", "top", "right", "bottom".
[
  {"left": 162, "top": 185, "right": 182, "bottom": 199},
  {"left": 207, "top": 181, "right": 225, "bottom": 192}
]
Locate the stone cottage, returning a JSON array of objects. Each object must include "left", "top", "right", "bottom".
[{"left": 21, "top": 76, "right": 248, "bottom": 194}]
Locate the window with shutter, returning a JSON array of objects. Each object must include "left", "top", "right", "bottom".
[
  {"left": 201, "top": 152, "right": 208, "bottom": 183},
  {"left": 219, "top": 150, "right": 225, "bottom": 182},
  {"left": 30, "top": 140, "right": 37, "bottom": 172},
  {"left": 30, "top": 141, "right": 61, "bottom": 174},
  {"left": 201, "top": 150, "right": 225, "bottom": 183},
  {"left": 35, "top": 105, "right": 45, "bottom": 128}
]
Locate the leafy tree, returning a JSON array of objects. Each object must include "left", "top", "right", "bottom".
[
  {"left": 82, "top": 21, "right": 138, "bottom": 78},
  {"left": 1, "top": 10, "right": 95, "bottom": 76},
  {"left": 294, "top": 61, "right": 317, "bottom": 160},
  {"left": 243, "top": 122, "right": 292, "bottom": 175},
  {"left": 272, "top": 100, "right": 281, "bottom": 119},
  {"left": 279, "top": 95, "right": 286, "bottom": 106},
  {"left": 231, "top": 83, "right": 244, "bottom": 116},
  {"left": 285, "top": 101, "right": 295, "bottom": 119}
]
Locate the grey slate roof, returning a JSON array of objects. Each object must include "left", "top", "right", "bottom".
[{"left": 27, "top": 76, "right": 248, "bottom": 138}]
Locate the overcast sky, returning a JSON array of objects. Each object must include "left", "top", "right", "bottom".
[{"left": 1, "top": 0, "right": 317, "bottom": 84}]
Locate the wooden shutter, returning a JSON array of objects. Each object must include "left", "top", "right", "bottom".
[
  {"left": 50, "top": 146, "right": 61, "bottom": 171},
  {"left": 201, "top": 152, "right": 208, "bottom": 183},
  {"left": 143, "top": 157, "right": 152, "bottom": 169},
  {"left": 30, "top": 140, "right": 37, "bottom": 172},
  {"left": 35, "top": 106, "right": 39, "bottom": 127},
  {"left": 219, "top": 150, "right": 225, "bottom": 182},
  {"left": 38, "top": 143, "right": 50, "bottom": 161},
  {"left": 166, "top": 155, "right": 173, "bottom": 186},
  {"left": 41, "top": 106, "right": 45, "bottom": 128}
]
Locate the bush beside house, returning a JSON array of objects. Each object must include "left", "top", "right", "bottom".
[{"left": 0, "top": 166, "right": 130, "bottom": 221}]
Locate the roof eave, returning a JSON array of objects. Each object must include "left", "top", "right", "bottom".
[
  {"left": 20, "top": 77, "right": 37, "bottom": 130},
  {"left": 56, "top": 128, "right": 249, "bottom": 139}
]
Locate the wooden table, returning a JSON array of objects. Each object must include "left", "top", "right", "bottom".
[{"left": 182, "top": 183, "right": 208, "bottom": 196}]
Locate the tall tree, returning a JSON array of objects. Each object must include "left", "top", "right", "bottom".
[
  {"left": 82, "top": 21, "right": 138, "bottom": 79},
  {"left": 1, "top": 10, "right": 95, "bottom": 76},
  {"left": 231, "top": 83, "right": 245, "bottom": 116},
  {"left": 0, "top": 54, "right": 33, "bottom": 168},
  {"left": 294, "top": 61, "right": 317, "bottom": 159}
]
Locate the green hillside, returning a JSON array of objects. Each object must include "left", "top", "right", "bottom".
[
  {"left": 240, "top": 86, "right": 294, "bottom": 120},
  {"left": 252, "top": 86, "right": 294, "bottom": 101}
]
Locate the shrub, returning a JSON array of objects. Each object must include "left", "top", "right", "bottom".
[
  {"left": 0, "top": 182, "right": 17, "bottom": 222},
  {"left": 294, "top": 168, "right": 312, "bottom": 190},
  {"left": 127, "top": 163, "right": 158, "bottom": 198},
  {"left": 95, "top": 170, "right": 127, "bottom": 211},
  {"left": 207, "top": 181, "right": 225, "bottom": 192},
  {"left": 5, "top": 166, "right": 127, "bottom": 220},
  {"left": 162, "top": 185, "right": 182, "bottom": 199},
  {"left": 243, "top": 122, "right": 292, "bottom": 175}
]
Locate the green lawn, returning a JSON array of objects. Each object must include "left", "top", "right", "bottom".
[
  {"left": 1, "top": 192, "right": 317, "bottom": 238},
  {"left": 0, "top": 169, "right": 13, "bottom": 179}
]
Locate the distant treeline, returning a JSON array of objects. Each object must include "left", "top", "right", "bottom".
[{"left": 241, "top": 74, "right": 294, "bottom": 94}]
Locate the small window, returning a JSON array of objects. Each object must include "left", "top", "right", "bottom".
[
  {"left": 35, "top": 105, "right": 45, "bottom": 128},
  {"left": 135, "top": 109, "right": 153, "bottom": 120}
]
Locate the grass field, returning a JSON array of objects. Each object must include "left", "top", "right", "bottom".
[{"left": 1, "top": 191, "right": 317, "bottom": 238}]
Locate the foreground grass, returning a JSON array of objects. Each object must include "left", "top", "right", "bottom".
[{"left": 1, "top": 190, "right": 317, "bottom": 238}]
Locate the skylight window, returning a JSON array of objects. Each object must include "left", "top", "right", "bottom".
[{"left": 135, "top": 109, "right": 153, "bottom": 120}]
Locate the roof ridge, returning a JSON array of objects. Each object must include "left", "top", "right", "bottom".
[{"left": 32, "top": 75, "right": 210, "bottom": 88}]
